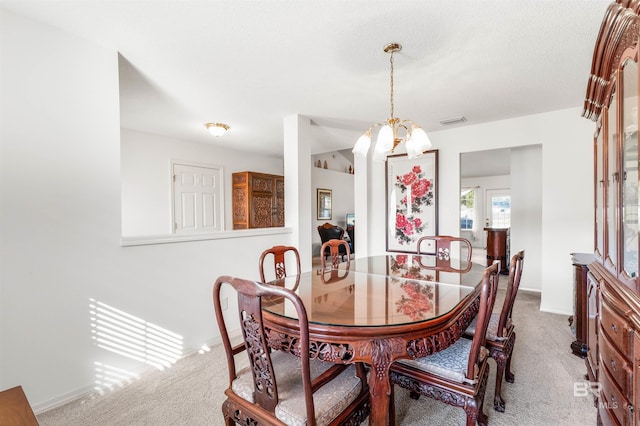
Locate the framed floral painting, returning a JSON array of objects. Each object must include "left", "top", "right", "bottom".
[{"left": 386, "top": 150, "right": 438, "bottom": 253}]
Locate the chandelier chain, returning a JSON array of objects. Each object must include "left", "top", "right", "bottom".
[{"left": 389, "top": 51, "right": 395, "bottom": 119}]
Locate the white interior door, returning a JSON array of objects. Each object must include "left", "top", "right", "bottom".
[
  {"left": 172, "top": 163, "right": 223, "bottom": 234},
  {"left": 485, "top": 189, "right": 511, "bottom": 230}
]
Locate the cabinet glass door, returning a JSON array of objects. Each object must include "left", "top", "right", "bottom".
[
  {"left": 596, "top": 126, "right": 604, "bottom": 258},
  {"left": 607, "top": 86, "right": 618, "bottom": 271},
  {"left": 622, "top": 58, "right": 638, "bottom": 279}
]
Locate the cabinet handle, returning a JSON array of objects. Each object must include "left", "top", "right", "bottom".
[
  {"left": 611, "top": 323, "right": 617, "bottom": 333},
  {"left": 610, "top": 358, "right": 617, "bottom": 370}
]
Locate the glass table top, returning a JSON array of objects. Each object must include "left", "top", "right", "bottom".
[{"left": 264, "top": 254, "right": 486, "bottom": 328}]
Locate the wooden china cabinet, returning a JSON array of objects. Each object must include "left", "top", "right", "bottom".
[
  {"left": 232, "top": 171, "right": 284, "bottom": 229},
  {"left": 583, "top": 2, "right": 640, "bottom": 424}
]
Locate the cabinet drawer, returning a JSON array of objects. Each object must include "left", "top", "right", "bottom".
[
  {"left": 599, "top": 333, "right": 632, "bottom": 399},
  {"left": 599, "top": 408, "right": 622, "bottom": 426},
  {"left": 600, "top": 366, "right": 631, "bottom": 426},
  {"left": 600, "top": 300, "right": 631, "bottom": 357}
]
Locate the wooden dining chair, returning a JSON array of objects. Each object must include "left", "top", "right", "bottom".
[
  {"left": 317, "top": 223, "right": 351, "bottom": 260},
  {"left": 389, "top": 262, "right": 500, "bottom": 426},
  {"left": 416, "top": 235, "right": 473, "bottom": 266},
  {"left": 463, "top": 249, "right": 525, "bottom": 412},
  {"left": 213, "top": 276, "right": 370, "bottom": 426},
  {"left": 320, "top": 239, "right": 351, "bottom": 269},
  {"left": 259, "top": 245, "right": 301, "bottom": 285}
]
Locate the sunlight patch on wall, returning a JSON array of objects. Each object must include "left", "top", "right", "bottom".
[{"left": 89, "top": 298, "right": 183, "bottom": 371}]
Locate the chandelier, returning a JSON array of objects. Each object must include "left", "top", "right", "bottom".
[{"left": 352, "top": 43, "right": 431, "bottom": 161}]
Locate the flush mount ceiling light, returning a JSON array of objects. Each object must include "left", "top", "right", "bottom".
[
  {"left": 205, "top": 122, "right": 229, "bottom": 137},
  {"left": 353, "top": 43, "right": 431, "bottom": 161}
]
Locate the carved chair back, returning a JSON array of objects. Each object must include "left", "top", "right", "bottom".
[
  {"left": 495, "top": 250, "right": 525, "bottom": 339},
  {"left": 259, "top": 245, "right": 301, "bottom": 286},
  {"left": 467, "top": 261, "right": 500, "bottom": 378},
  {"left": 416, "top": 235, "right": 472, "bottom": 269},
  {"left": 320, "top": 239, "right": 351, "bottom": 269}
]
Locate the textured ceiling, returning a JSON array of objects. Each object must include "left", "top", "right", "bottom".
[{"left": 1, "top": 0, "right": 611, "bottom": 157}]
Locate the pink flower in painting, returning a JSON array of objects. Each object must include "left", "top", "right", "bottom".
[
  {"left": 396, "top": 255, "right": 408, "bottom": 266},
  {"left": 412, "top": 165, "right": 422, "bottom": 173},
  {"left": 412, "top": 178, "right": 430, "bottom": 198},
  {"left": 396, "top": 213, "right": 407, "bottom": 229},
  {"left": 413, "top": 218, "right": 422, "bottom": 228},
  {"left": 403, "top": 221, "right": 414, "bottom": 236},
  {"left": 401, "top": 171, "right": 417, "bottom": 187}
]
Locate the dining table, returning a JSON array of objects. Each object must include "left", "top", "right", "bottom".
[{"left": 263, "top": 253, "right": 487, "bottom": 426}]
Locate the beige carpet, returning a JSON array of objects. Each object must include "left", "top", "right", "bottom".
[{"left": 37, "top": 290, "right": 597, "bottom": 425}]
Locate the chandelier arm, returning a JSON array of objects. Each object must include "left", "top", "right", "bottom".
[
  {"left": 397, "top": 122, "right": 410, "bottom": 133},
  {"left": 368, "top": 122, "right": 390, "bottom": 131}
]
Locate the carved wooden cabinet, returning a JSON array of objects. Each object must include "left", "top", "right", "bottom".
[
  {"left": 583, "top": 2, "right": 640, "bottom": 424},
  {"left": 571, "top": 253, "right": 595, "bottom": 358},
  {"left": 232, "top": 171, "right": 284, "bottom": 229},
  {"left": 589, "top": 268, "right": 640, "bottom": 426},
  {"left": 484, "top": 227, "right": 510, "bottom": 274}
]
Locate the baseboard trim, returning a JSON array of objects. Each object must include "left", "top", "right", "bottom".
[{"left": 33, "top": 332, "right": 238, "bottom": 415}]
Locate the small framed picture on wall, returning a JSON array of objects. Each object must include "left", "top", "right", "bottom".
[{"left": 317, "top": 188, "right": 332, "bottom": 220}]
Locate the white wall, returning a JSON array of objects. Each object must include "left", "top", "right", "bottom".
[
  {"left": 510, "top": 145, "right": 543, "bottom": 293},
  {"left": 312, "top": 152, "right": 353, "bottom": 174},
  {"left": 311, "top": 167, "right": 355, "bottom": 254},
  {"left": 0, "top": 10, "right": 293, "bottom": 410},
  {"left": 359, "top": 109, "right": 594, "bottom": 315},
  {"left": 121, "top": 128, "right": 283, "bottom": 236}
]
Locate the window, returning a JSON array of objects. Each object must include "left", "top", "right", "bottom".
[
  {"left": 172, "top": 163, "right": 224, "bottom": 234},
  {"left": 460, "top": 188, "right": 476, "bottom": 230}
]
